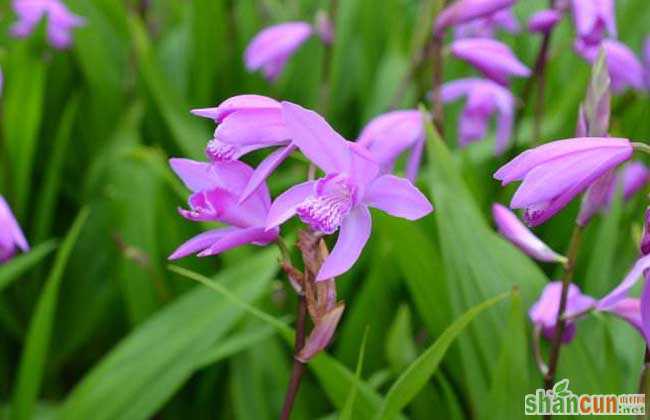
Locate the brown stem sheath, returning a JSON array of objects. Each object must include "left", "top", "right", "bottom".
[{"left": 279, "top": 294, "right": 307, "bottom": 420}]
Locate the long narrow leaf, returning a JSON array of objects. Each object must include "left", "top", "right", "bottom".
[
  {"left": 60, "top": 250, "right": 277, "bottom": 420},
  {"left": 0, "top": 241, "right": 57, "bottom": 294},
  {"left": 11, "top": 209, "right": 89, "bottom": 420},
  {"left": 375, "top": 291, "right": 511, "bottom": 420}
]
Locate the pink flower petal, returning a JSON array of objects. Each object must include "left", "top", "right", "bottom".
[
  {"left": 215, "top": 108, "right": 289, "bottom": 146},
  {"left": 281, "top": 101, "right": 350, "bottom": 174},
  {"left": 364, "top": 175, "right": 434, "bottom": 220},
  {"left": 266, "top": 181, "right": 316, "bottom": 229},
  {"left": 494, "top": 137, "right": 631, "bottom": 185},
  {"left": 492, "top": 204, "right": 564, "bottom": 263},
  {"left": 168, "top": 227, "right": 238, "bottom": 260},
  {"left": 598, "top": 254, "right": 650, "bottom": 310},
  {"left": 316, "top": 206, "right": 371, "bottom": 281}
]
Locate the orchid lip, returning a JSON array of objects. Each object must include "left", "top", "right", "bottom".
[{"left": 295, "top": 174, "right": 356, "bottom": 234}]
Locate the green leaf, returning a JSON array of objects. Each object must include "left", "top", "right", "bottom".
[
  {"left": 376, "top": 215, "right": 450, "bottom": 337},
  {"left": 196, "top": 322, "right": 280, "bottom": 369},
  {"left": 385, "top": 305, "right": 417, "bottom": 372},
  {"left": 2, "top": 43, "right": 46, "bottom": 217},
  {"left": 424, "top": 114, "right": 547, "bottom": 403},
  {"left": 375, "top": 291, "right": 510, "bottom": 420},
  {"left": 340, "top": 327, "right": 370, "bottom": 420},
  {"left": 32, "top": 95, "right": 81, "bottom": 243},
  {"left": 11, "top": 209, "right": 89, "bottom": 420},
  {"left": 480, "top": 288, "right": 531, "bottom": 419},
  {"left": 0, "top": 241, "right": 57, "bottom": 294},
  {"left": 170, "top": 265, "right": 391, "bottom": 419},
  {"left": 129, "top": 14, "right": 206, "bottom": 159},
  {"left": 583, "top": 191, "right": 623, "bottom": 296},
  {"left": 59, "top": 251, "right": 277, "bottom": 420}
]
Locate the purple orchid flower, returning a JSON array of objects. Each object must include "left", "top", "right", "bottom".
[
  {"left": 453, "top": 8, "right": 519, "bottom": 39},
  {"left": 434, "top": 0, "right": 517, "bottom": 35},
  {"left": 11, "top": 0, "right": 85, "bottom": 49},
  {"left": 492, "top": 204, "right": 566, "bottom": 264},
  {"left": 529, "top": 282, "right": 596, "bottom": 342},
  {"left": 441, "top": 77, "right": 515, "bottom": 154},
  {"left": 245, "top": 22, "right": 325, "bottom": 82},
  {"left": 266, "top": 102, "right": 433, "bottom": 281},
  {"left": 575, "top": 39, "right": 645, "bottom": 93},
  {"left": 528, "top": 9, "right": 563, "bottom": 34},
  {"left": 570, "top": 0, "right": 616, "bottom": 46},
  {"left": 621, "top": 162, "right": 650, "bottom": 200},
  {"left": 168, "top": 159, "right": 278, "bottom": 260},
  {"left": 191, "top": 94, "right": 294, "bottom": 202},
  {"left": 357, "top": 110, "right": 425, "bottom": 182},
  {"left": 450, "top": 38, "right": 531, "bottom": 86},
  {"left": 531, "top": 281, "right": 647, "bottom": 344},
  {"left": 494, "top": 137, "right": 633, "bottom": 227},
  {"left": 0, "top": 196, "right": 29, "bottom": 263}
]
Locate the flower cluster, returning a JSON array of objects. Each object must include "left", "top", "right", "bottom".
[
  {"left": 493, "top": 200, "right": 650, "bottom": 346},
  {"left": 434, "top": 0, "right": 529, "bottom": 154},
  {"left": 169, "top": 96, "right": 434, "bottom": 360},
  {"left": 569, "top": 0, "right": 646, "bottom": 93},
  {"left": 171, "top": 97, "right": 433, "bottom": 279},
  {"left": 10, "top": 0, "right": 85, "bottom": 49}
]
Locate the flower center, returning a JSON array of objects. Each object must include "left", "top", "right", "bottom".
[
  {"left": 296, "top": 174, "right": 356, "bottom": 234},
  {"left": 205, "top": 139, "right": 237, "bottom": 162}
]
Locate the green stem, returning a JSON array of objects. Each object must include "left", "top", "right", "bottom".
[
  {"left": 429, "top": 33, "right": 445, "bottom": 137},
  {"left": 632, "top": 142, "right": 650, "bottom": 156}
]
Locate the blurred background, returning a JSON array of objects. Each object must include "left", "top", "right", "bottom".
[{"left": 0, "top": 0, "right": 649, "bottom": 419}]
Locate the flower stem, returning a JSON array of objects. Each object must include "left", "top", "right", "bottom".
[
  {"left": 543, "top": 224, "right": 583, "bottom": 400},
  {"left": 318, "top": 0, "right": 338, "bottom": 116},
  {"left": 632, "top": 142, "right": 650, "bottom": 156},
  {"left": 429, "top": 33, "right": 445, "bottom": 137},
  {"left": 531, "top": 29, "right": 553, "bottom": 143},
  {"left": 280, "top": 294, "right": 307, "bottom": 420},
  {"left": 515, "top": 0, "right": 557, "bottom": 145}
]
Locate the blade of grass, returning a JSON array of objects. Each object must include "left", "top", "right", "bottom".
[
  {"left": 375, "top": 291, "right": 511, "bottom": 420},
  {"left": 340, "top": 327, "right": 370, "bottom": 420},
  {"left": 60, "top": 250, "right": 278, "bottom": 420},
  {"left": 129, "top": 14, "right": 206, "bottom": 159},
  {"left": 2, "top": 42, "right": 46, "bottom": 218},
  {"left": 196, "top": 322, "right": 284, "bottom": 369},
  {"left": 170, "top": 265, "right": 396, "bottom": 418},
  {"left": 11, "top": 208, "right": 89, "bottom": 420},
  {"left": 32, "top": 95, "right": 80, "bottom": 243},
  {"left": 0, "top": 241, "right": 58, "bottom": 294}
]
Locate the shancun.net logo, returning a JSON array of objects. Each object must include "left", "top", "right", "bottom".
[{"left": 524, "top": 379, "right": 645, "bottom": 416}]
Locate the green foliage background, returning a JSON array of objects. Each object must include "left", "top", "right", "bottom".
[{"left": 0, "top": 0, "right": 649, "bottom": 419}]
